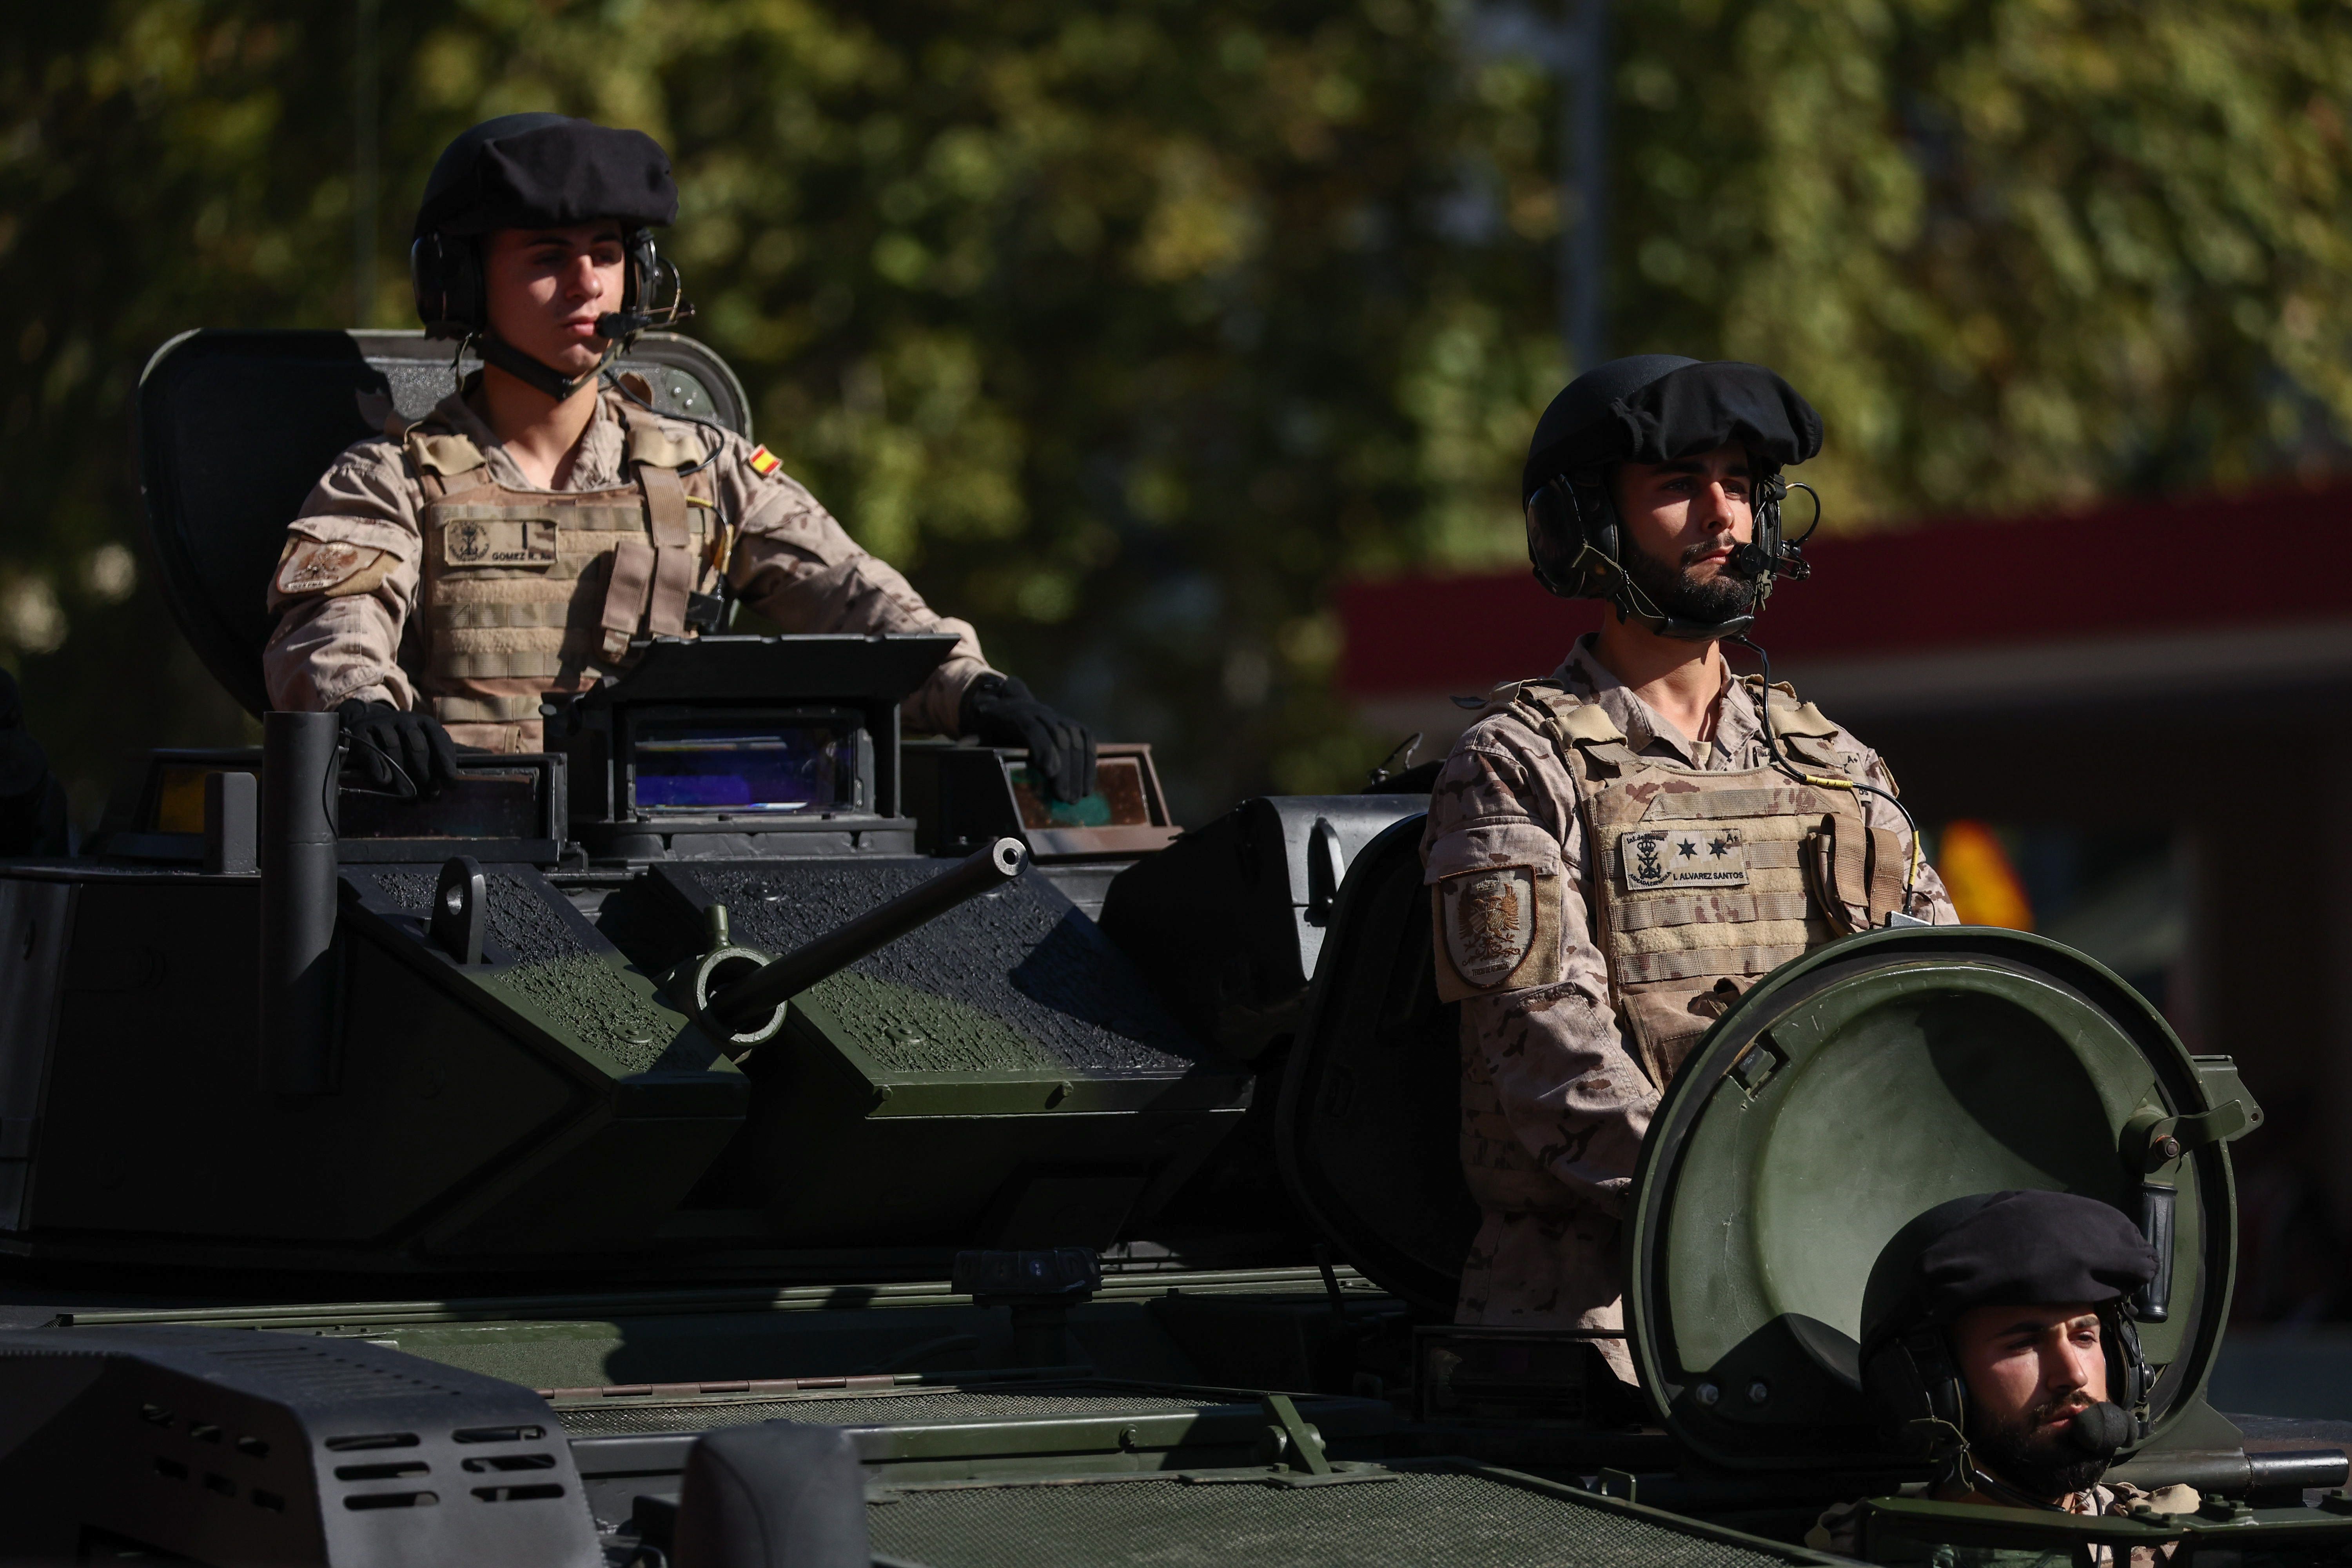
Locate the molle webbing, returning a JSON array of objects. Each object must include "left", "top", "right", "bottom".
[
  {"left": 406, "top": 407, "right": 716, "bottom": 738},
  {"left": 606, "top": 406, "right": 701, "bottom": 658},
  {"left": 1514, "top": 682, "right": 1867, "bottom": 1090},
  {"left": 432, "top": 692, "right": 550, "bottom": 724}
]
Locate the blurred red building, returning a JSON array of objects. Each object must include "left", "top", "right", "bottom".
[{"left": 1335, "top": 480, "right": 2352, "bottom": 1323}]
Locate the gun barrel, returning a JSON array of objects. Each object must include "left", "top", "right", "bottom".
[{"left": 708, "top": 836, "right": 1028, "bottom": 1028}]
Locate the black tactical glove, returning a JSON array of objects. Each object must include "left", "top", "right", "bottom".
[
  {"left": 959, "top": 673, "right": 1097, "bottom": 803},
  {"left": 335, "top": 699, "right": 463, "bottom": 797},
  {"left": 0, "top": 669, "right": 69, "bottom": 856}
]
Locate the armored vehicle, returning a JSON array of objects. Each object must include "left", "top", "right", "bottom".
[{"left": 0, "top": 329, "right": 2336, "bottom": 1566}]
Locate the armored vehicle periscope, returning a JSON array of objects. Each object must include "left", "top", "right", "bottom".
[{"left": 0, "top": 329, "right": 2332, "bottom": 1566}]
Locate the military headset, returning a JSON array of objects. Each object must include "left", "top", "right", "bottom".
[
  {"left": 1859, "top": 1303, "right": 2152, "bottom": 1473},
  {"left": 1523, "top": 463, "right": 1818, "bottom": 642},
  {"left": 410, "top": 226, "right": 692, "bottom": 399}
]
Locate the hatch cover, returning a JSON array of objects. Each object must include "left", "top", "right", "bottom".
[{"left": 1626, "top": 926, "right": 2249, "bottom": 1469}]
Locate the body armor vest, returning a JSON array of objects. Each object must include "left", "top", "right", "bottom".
[
  {"left": 1455, "top": 679, "right": 1907, "bottom": 1220},
  {"left": 407, "top": 397, "right": 720, "bottom": 751},
  {"left": 1521, "top": 679, "right": 1908, "bottom": 1087}
]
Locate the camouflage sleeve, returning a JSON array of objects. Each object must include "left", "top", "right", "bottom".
[
  {"left": 1845, "top": 739, "right": 1959, "bottom": 925},
  {"left": 260, "top": 439, "right": 424, "bottom": 712},
  {"left": 1421, "top": 721, "right": 1657, "bottom": 1220},
  {"left": 712, "top": 437, "right": 992, "bottom": 737}
]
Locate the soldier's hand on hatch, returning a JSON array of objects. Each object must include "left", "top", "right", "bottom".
[
  {"left": 958, "top": 674, "right": 1098, "bottom": 803},
  {"left": 335, "top": 700, "right": 464, "bottom": 798}
]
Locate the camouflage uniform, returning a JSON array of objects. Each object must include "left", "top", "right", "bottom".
[
  {"left": 263, "top": 384, "right": 990, "bottom": 751},
  {"left": 1421, "top": 635, "right": 1957, "bottom": 1378},
  {"left": 1809, "top": 1481, "right": 2201, "bottom": 1565}
]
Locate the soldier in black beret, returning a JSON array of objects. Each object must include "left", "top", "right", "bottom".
[
  {"left": 264, "top": 114, "right": 1096, "bottom": 804},
  {"left": 1810, "top": 1190, "right": 2198, "bottom": 1562},
  {"left": 1420, "top": 356, "right": 1958, "bottom": 1367}
]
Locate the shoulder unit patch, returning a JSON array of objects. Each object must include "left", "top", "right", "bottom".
[
  {"left": 273, "top": 538, "right": 394, "bottom": 601},
  {"left": 1432, "top": 864, "right": 1564, "bottom": 1000},
  {"left": 747, "top": 444, "right": 782, "bottom": 476}
]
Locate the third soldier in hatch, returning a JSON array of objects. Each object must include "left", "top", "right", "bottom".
[
  {"left": 1422, "top": 356, "right": 1959, "bottom": 1377},
  {"left": 262, "top": 113, "right": 1093, "bottom": 801}
]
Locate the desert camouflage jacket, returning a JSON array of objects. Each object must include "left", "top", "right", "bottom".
[
  {"left": 1419, "top": 636, "right": 1957, "bottom": 1375},
  {"left": 261, "top": 384, "right": 990, "bottom": 742}
]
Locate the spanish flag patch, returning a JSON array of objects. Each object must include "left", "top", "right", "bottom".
[{"left": 747, "top": 445, "right": 782, "bottom": 476}]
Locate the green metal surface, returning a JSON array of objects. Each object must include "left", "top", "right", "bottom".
[
  {"left": 864, "top": 1463, "right": 1849, "bottom": 1568},
  {"left": 1627, "top": 926, "right": 2250, "bottom": 1470},
  {"left": 1857, "top": 1493, "right": 2352, "bottom": 1566},
  {"left": 49, "top": 1267, "right": 1381, "bottom": 1392}
]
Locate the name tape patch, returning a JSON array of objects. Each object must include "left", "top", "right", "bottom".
[
  {"left": 442, "top": 516, "right": 557, "bottom": 568},
  {"left": 1620, "top": 826, "right": 1750, "bottom": 891}
]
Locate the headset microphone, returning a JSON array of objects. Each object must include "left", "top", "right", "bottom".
[
  {"left": 1725, "top": 541, "right": 1772, "bottom": 580},
  {"left": 2065, "top": 1401, "right": 2134, "bottom": 1461}
]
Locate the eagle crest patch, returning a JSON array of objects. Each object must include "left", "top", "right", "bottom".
[
  {"left": 1442, "top": 867, "right": 1537, "bottom": 989},
  {"left": 274, "top": 539, "right": 393, "bottom": 601}
]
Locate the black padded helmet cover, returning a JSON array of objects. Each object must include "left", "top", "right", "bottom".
[
  {"left": 1862, "top": 1190, "right": 2160, "bottom": 1354},
  {"left": 416, "top": 113, "right": 678, "bottom": 239},
  {"left": 1522, "top": 356, "right": 1824, "bottom": 501}
]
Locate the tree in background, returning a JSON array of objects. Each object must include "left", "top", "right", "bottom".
[{"left": 1, "top": 0, "right": 2346, "bottom": 821}]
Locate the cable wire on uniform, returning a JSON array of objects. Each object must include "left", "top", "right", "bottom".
[{"left": 1728, "top": 634, "right": 1924, "bottom": 917}]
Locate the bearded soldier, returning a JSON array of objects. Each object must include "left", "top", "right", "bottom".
[
  {"left": 263, "top": 113, "right": 1093, "bottom": 800},
  {"left": 1421, "top": 355, "right": 1959, "bottom": 1376},
  {"left": 1812, "top": 1190, "right": 2197, "bottom": 1564}
]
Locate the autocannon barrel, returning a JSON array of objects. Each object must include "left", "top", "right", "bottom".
[{"left": 708, "top": 836, "right": 1029, "bottom": 1029}]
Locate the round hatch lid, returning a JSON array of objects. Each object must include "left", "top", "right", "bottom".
[{"left": 1625, "top": 926, "right": 2255, "bottom": 1471}]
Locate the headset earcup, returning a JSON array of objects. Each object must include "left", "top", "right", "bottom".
[
  {"left": 1524, "top": 481, "right": 1579, "bottom": 597},
  {"left": 1909, "top": 1327, "right": 1968, "bottom": 1432},
  {"left": 1755, "top": 472, "right": 1785, "bottom": 560},
  {"left": 624, "top": 229, "right": 655, "bottom": 316},
  {"left": 409, "top": 236, "right": 441, "bottom": 331},
  {"left": 448, "top": 236, "right": 484, "bottom": 334},
  {"left": 1577, "top": 479, "right": 1617, "bottom": 568},
  {"left": 410, "top": 233, "right": 487, "bottom": 338},
  {"left": 1861, "top": 1338, "right": 1936, "bottom": 1453},
  {"left": 2108, "top": 1310, "right": 2151, "bottom": 1421}
]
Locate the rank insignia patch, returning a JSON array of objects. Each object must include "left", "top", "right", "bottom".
[
  {"left": 1620, "top": 826, "right": 1750, "bottom": 891},
  {"left": 748, "top": 445, "right": 782, "bottom": 476},
  {"left": 1441, "top": 867, "right": 1537, "bottom": 989}
]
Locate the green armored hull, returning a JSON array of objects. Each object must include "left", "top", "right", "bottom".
[{"left": 0, "top": 329, "right": 2330, "bottom": 1568}]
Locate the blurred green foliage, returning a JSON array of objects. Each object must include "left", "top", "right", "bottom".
[{"left": 2, "top": 0, "right": 2347, "bottom": 821}]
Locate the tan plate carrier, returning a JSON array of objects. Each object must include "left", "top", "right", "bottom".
[
  {"left": 408, "top": 401, "right": 721, "bottom": 751},
  {"left": 1514, "top": 678, "right": 1910, "bottom": 1089}
]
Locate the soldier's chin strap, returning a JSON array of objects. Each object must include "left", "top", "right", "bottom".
[
  {"left": 1571, "top": 540, "right": 1756, "bottom": 642},
  {"left": 472, "top": 330, "right": 615, "bottom": 403},
  {"left": 1905, "top": 1418, "right": 2072, "bottom": 1514}
]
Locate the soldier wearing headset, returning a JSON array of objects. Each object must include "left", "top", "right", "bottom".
[
  {"left": 262, "top": 114, "right": 1093, "bottom": 800},
  {"left": 1812, "top": 1189, "right": 2198, "bottom": 1562},
  {"left": 1420, "top": 355, "right": 1959, "bottom": 1378}
]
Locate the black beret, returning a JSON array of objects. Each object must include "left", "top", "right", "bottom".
[
  {"left": 1523, "top": 356, "right": 1824, "bottom": 501},
  {"left": 1863, "top": 1190, "right": 2158, "bottom": 1350},
  {"left": 416, "top": 113, "right": 677, "bottom": 239}
]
